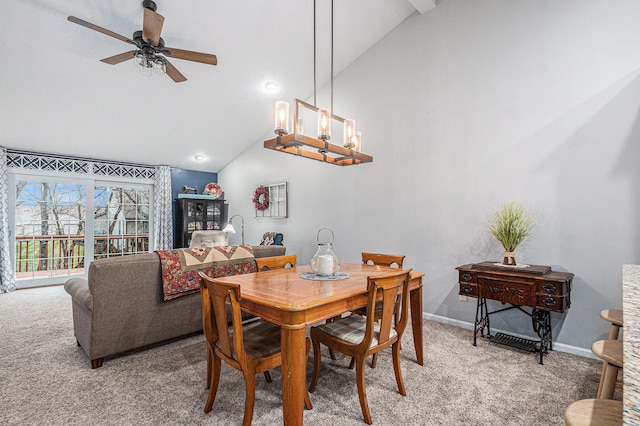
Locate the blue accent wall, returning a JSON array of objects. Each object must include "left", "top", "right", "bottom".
[{"left": 170, "top": 168, "right": 219, "bottom": 200}]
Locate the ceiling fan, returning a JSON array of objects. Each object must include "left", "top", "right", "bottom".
[{"left": 68, "top": 0, "right": 217, "bottom": 82}]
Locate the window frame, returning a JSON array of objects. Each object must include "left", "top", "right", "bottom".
[{"left": 10, "top": 169, "right": 154, "bottom": 288}]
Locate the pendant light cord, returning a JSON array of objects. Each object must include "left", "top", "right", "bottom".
[
  {"left": 313, "top": 0, "right": 334, "bottom": 112},
  {"left": 330, "top": 0, "right": 334, "bottom": 114},
  {"left": 313, "top": 0, "right": 317, "bottom": 107}
]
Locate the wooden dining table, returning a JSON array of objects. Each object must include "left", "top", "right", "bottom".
[{"left": 212, "top": 262, "right": 424, "bottom": 426}]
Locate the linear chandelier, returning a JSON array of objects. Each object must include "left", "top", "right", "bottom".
[{"left": 263, "top": 0, "right": 373, "bottom": 167}]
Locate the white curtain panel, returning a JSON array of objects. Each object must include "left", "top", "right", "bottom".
[
  {"left": 0, "top": 147, "right": 16, "bottom": 293},
  {"left": 153, "top": 165, "right": 173, "bottom": 250}
]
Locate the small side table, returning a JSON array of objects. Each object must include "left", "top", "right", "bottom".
[{"left": 456, "top": 262, "right": 573, "bottom": 364}]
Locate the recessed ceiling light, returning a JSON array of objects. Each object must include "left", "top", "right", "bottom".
[
  {"left": 194, "top": 154, "right": 206, "bottom": 161},
  {"left": 264, "top": 81, "right": 278, "bottom": 90}
]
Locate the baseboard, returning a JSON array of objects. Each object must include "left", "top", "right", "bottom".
[{"left": 423, "top": 312, "right": 598, "bottom": 360}]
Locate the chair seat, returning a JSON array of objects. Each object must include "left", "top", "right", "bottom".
[
  {"left": 592, "top": 340, "right": 623, "bottom": 367},
  {"left": 564, "top": 399, "right": 622, "bottom": 426},
  {"left": 222, "top": 321, "right": 282, "bottom": 359},
  {"left": 600, "top": 309, "right": 623, "bottom": 327},
  {"left": 314, "top": 314, "right": 397, "bottom": 347}
]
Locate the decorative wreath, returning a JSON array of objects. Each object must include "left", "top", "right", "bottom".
[{"left": 252, "top": 186, "right": 270, "bottom": 211}]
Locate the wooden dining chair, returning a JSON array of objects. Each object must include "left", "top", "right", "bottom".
[
  {"left": 309, "top": 269, "right": 412, "bottom": 425},
  {"left": 199, "top": 272, "right": 311, "bottom": 425},
  {"left": 255, "top": 254, "right": 297, "bottom": 271},
  {"left": 349, "top": 252, "right": 406, "bottom": 368}
]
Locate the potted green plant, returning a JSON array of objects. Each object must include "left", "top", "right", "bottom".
[{"left": 485, "top": 201, "right": 534, "bottom": 265}]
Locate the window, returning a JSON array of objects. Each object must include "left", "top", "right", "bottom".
[
  {"left": 94, "top": 185, "right": 150, "bottom": 260},
  {"left": 13, "top": 176, "right": 153, "bottom": 288},
  {"left": 15, "top": 181, "right": 86, "bottom": 282}
]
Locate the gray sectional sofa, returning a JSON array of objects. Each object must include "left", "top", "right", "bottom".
[{"left": 64, "top": 245, "right": 285, "bottom": 368}]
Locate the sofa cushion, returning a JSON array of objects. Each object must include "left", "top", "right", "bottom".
[{"left": 189, "top": 230, "right": 228, "bottom": 248}]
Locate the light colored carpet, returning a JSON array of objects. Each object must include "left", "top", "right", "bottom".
[{"left": 0, "top": 286, "right": 607, "bottom": 425}]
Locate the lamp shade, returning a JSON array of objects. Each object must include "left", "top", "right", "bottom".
[
  {"left": 355, "top": 131, "right": 362, "bottom": 152},
  {"left": 317, "top": 108, "right": 331, "bottom": 141},
  {"left": 343, "top": 119, "right": 356, "bottom": 148},
  {"left": 274, "top": 101, "right": 290, "bottom": 136}
]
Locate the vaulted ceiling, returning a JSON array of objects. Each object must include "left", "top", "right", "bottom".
[{"left": 1, "top": 0, "right": 433, "bottom": 172}]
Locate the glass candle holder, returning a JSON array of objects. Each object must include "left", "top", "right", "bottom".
[
  {"left": 274, "top": 101, "right": 290, "bottom": 136},
  {"left": 317, "top": 108, "right": 331, "bottom": 141}
]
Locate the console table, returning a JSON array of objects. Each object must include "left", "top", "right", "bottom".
[{"left": 456, "top": 262, "right": 573, "bottom": 364}]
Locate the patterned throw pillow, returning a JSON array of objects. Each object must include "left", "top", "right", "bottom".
[
  {"left": 260, "top": 232, "right": 283, "bottom": 245},
  {"left": 260, "top": 232, "right": 276, "bottom": 245}
]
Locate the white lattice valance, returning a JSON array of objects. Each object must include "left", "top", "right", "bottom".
[{"left": 7, "top": 150, "right": 156, "bottom": 180}]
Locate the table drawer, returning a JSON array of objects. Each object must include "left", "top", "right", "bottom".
[
  {"left": 459, "top": 282, "right": 479, "bottom": 297},
  {"left": 535, "top": 281, "right": 568, "bottom": 296},
  {"left": 479, "top": 278, "right": 531, "bottom": 305},
  {"left": 459, "top": 271, "right": 477, "bottom": 283},
  {"left": 535, "top": 293, "right": 569, "bottom": 312}
]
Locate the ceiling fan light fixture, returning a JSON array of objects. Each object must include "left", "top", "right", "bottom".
[
  {"left": 134, "top": 50, "right": 145, "bottom": 67},
  {"left": 139, "top": 61, "right": 153, "bottom": 77},
  {"left": 153, "top": 57, "right": 166, "bottom": 74},
  {"left": 67, "top": 1, "right": 217, "bottom": 83}
]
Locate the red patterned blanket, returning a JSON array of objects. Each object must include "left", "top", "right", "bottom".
[{"left": 156, "top": 245, "right": 257, "bottom": 301}]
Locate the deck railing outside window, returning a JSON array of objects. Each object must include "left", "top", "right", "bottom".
[{"left": 15, "top": 234, "right": 150, "bottom": 279}]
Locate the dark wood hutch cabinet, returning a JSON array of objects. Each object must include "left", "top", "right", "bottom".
[{"left": 175, "top": 197, "right": 228, "bottom": 248}]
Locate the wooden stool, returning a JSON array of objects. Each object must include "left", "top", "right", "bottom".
[
  {"left": 591, "top": 340, "right": 623, "bottom": 399},
  {"left": 599, "top": 309, "right": 624, "bottom": 395},
  {"left": 600, "top": 309, "right": 623, "bottom": 340},
  {"left": 564, "top": 399, "right": 622, "bottom": 425}
]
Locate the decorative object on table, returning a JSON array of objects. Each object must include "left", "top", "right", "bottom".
[
  {"left": 485, "top": 201, "right": 534, "bottom": 266},
  {"left": 223, "top": 214, "right": 244, "bottom": 245},
  {"left": 310, "top": 227, "right": 340, "bottom": 276},
  {"left": 181, "top": 185, "right": 197, "bottom": 194},
  {"left": 252, "top": 186, "right": 270, "bottom": 211},
  {"left": 299, "top": 271, "right": 351, "bottom": 281},
  {"left": 263, "top": 1, "right": 372, "bottom": 167},
  {"left": 203, "top": 182, "right": 222, "bottom": 199}
]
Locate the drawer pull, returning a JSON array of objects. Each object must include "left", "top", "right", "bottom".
[
  {"left": 462, "top": 284, "right": 472, "bottom": 294},
  {"left": 543, "top": 296, "right": 555, "bottom": 307},
  {"left": 462, "top": 273, "right": 472, "bottom": 282},
  {"left": 543, "top": 283, "right": 557, "bottom": 293}
]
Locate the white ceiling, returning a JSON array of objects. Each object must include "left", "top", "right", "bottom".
[{"left": 1, "top": 0, "right": 426, "bottom": 172}]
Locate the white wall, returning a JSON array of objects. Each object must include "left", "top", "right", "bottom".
[{"left": 220, "top": 0, "right": 640, "bottom": 353}]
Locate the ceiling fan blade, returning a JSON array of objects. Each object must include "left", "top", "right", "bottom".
[
  {"left": 100, "top": 51, "right": 137, "bottom": 65},
  {"left": 142, "top": 8, "right": 164, "bottom": 46},
  {"left": 67, "top": 16, "right": 136, "bottom": 46},
  {"left": 163, "top": 47, "right": 217, "bottom": 66},
  {"left": 164, "top": 59, "right": 187, "bottom": 83}
]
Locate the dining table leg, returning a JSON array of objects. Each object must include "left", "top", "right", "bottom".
[
  {"left": 281, "top": 325, "right": 307, "bottom": 425},
  {"left": 409, "top": 283, "right": 424, "bottom": 365}
]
